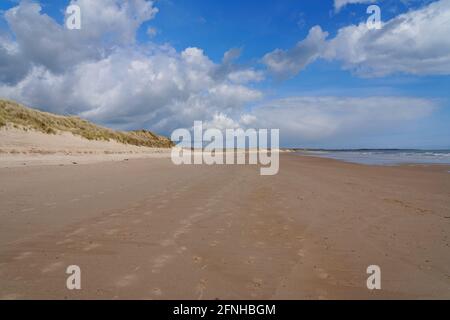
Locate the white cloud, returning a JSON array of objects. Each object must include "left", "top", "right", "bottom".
[
  {"left": 1, "top": 0, "right": 158, "bottom": 80},
  {"left": 262, "top": 26, "right": 328, "bottom": 78},
  {"left": 0, "top": 45, "right": 263, "bottom": 133},
  {"left": 0, "top": 1, "right": 264, "bottom": 134},
  {"left": 0, "top": 0, "right": 442, "bottom": 148},
  {"left": 325, "top": 0, "right": 450, "bottom": 76},
  {"left": 68, "top": 0, "right": 158, "bottom": 44},
  {"left": 203, "top": 113, "right": 241, "bottom": 130},
  {"left": 334, "top": 0, "right": 376, "bottom": 12},
  {"left": 227, "top": 69, "right": 264, "bottom": 84},
  {"left": 264, "top": 0, "right": 450, "bottom": 78}
]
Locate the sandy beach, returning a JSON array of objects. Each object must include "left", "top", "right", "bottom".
[
  {"left": 0, "top": 127, "right": 172, "bottom": 168},
  {"left": 0, "top": 153, "right": 449, "bottom": 300}
]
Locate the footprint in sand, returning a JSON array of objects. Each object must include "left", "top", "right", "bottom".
[
  {"left": 252, "top": 278, "right": 263, "bottom": 288},
  {"left": 246, "top": 256, "right": 256, "bottom": 265},
  {"left": 315, "top": 267, "right": 329, "bottom": 280},
  {"left": 173, "top": 226, "right": 190, "bottom": 239},
  {"left": 160, "top": 239, "right": 175, "bottom": 247},
  {"left": 284, "top": 242, "right": 293, "bottom": 248},
  {"left": 104, "top": 228, "right": 119, "bottom": 236},
  {"left": 255, "top": 241, "right": 266, "bottom": 248},
  {"left": 152, "top": 288, "right": 163, "bottom": 296},
  {"left": 83, "top": 243, "right": 102, "bottom": 251},
  {"left": 176, "top": 246, "right": 187, "bottom": 254},
  {"left": 316, "top": 289, "right": 328, "bottom": 300},
  {"left": 247, "top": 278, "right": 264, "bottom": 297},
  {"left": 189, "top": 212, "right": 203, "bottom": 219},
  {"left": 56, "top": 238, "right": 74, "bottom": 245},
  {"left": 152, "top": 254, "right": 173, "bottom": 272},
  {"left": 209, "top": 240, "right": 219, "bottom": 247},
  {"left": 194, "top": 206, "right": 206, "bottom": 212},
  {"left": 66, "top": 227, "right": 86, "bottom": 237},
  {"left": 196, "top": 279, "right": 207, "bottom": 300},
  {"left": 44, "top": 202, "right": 57, "bottom": 207},
  {"left": 41, "top": 261, "right": 64, "bottom": 274},
  {"left": 14, "top": 251, "right": 33, "bottom": 260},
  {"left": 116, "top": 274, "right": 138, "bottom": 288}
]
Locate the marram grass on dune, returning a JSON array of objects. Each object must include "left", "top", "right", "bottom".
[{"left": 0, "top": 99, "right": 173, "bottom": 148}]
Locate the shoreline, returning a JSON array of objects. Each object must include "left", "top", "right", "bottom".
[
  {"left": 1, "top": 148, "right": 449, "bottom": 172},
  {"left": 295, "top": 149, "right": 450, "bottom": 167}
]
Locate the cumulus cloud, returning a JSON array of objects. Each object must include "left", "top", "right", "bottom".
[
  {"left": 203, "top": 113, "right": 242, "bottom": 130},
  {"left": 264, "top": 0, "right": 450, "bottom": 78},
  {"left": 262, "top": 26, "right": 328, "bottom": 79},
  {"left": 0, "top": 0, "right": 441, "bottom": 147},
  {"left": 227, "top": 69, "right": 264, "bottom": 84},
  {"left": 69, "top": 0, "right": 158, "bottom": 43},
  {"left": 325, "top": 0, "right": 450, "bottom": 76},
  {"left": 0, "top": 35, "right": 30, "bottom": 85},
  {"left": 2, "top": 0, "right": 158, "bottom": 77},
  {"left": 0, "top": 1, "right": 264, "bottom": 134}
]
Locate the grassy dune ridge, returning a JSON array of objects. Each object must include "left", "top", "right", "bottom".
[{"left": 0, "top": 99, "right": 173, "bottom": 148}]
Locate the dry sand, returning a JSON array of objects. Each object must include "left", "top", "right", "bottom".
[
  {"left": 0, "top": 153, "right": 449, "bottom": 300},
  {"left": 0, "top": 127, "right": 171, "bottom": 168}
]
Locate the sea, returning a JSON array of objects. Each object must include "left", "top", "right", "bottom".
[{"left": 297, "top": 149, "right": 450, "bottom": 166}]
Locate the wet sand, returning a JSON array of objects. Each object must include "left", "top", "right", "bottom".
[{"left": 0, "top": 153, "right": 449, "bottom": 299}]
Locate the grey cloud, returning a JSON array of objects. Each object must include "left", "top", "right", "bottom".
[
  {"left": 242, "top": 96, "right": 437, "bottom": 147},
  {"left": 0, "top": 38, "right": 30, "bottom": 85},
  {"left": 0, "top": 1, "right": 264, "bottom": 134},
  {"left": 262, "top": 26, "right": 328, "bottom": 79},
  {"left": 2, "top": 0, "right": 158, "bottom": 80}
]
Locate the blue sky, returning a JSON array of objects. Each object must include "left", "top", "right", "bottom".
[{"left": 0, "top": 0, "right": 449, "bottom": 148}]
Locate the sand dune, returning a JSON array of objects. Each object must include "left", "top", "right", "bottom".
[
  {"left": 0, "top": 100, "right": 173, "bottom": 168},
  {"left": 0, "top": 127, "right": 171, "bottom": 168}
]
